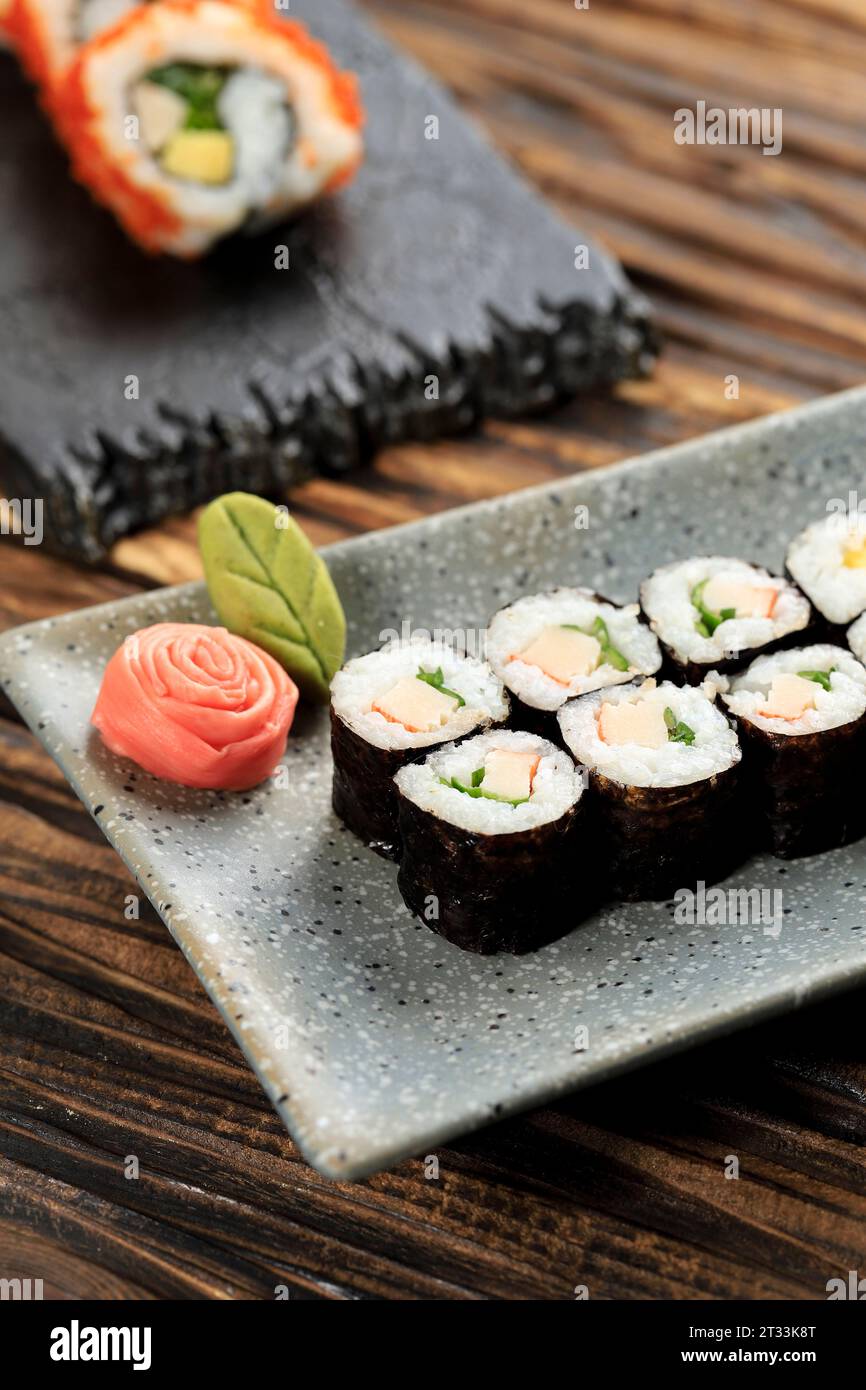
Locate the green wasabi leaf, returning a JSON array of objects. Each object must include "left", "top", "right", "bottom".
[
  {"left": 198, "top": 491, "right": 346, "bottom": 704},
  {"left": 691, "top": 578, "right": 733, "bottom": 638},
  {"left": 416, "top": 666, "right": 465, "bottom": 708},
  {"left": 797, "top": 668, "right": 834, "bottom": 692},
  {"left": 664, "top": 706, "right": 696, "bottom": 745}
]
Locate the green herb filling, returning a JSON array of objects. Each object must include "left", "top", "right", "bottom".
[
  {"left": 147, "top": 64, "right": 230, "bottom": 131},
  {"left": 664, "top": 705, "right": 696, "bottom": 745},
  {"left": 417, "top": 666, "right": 465, "bottom": 707}
]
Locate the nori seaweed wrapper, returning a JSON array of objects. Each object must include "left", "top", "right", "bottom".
[
  {"left": 395, "top": 790, "right": 593, "bottom": 954},
  {"left": 505, "top": 700, "right": 564, "bottom": 747},
  {"left": 331, "top": 698, "right": 510, "bottom": 861},
  {"left": 731, "top": 709, "right": 866, "bottom": 858},
  {"left": 331, "top": 708, "right": 409, "bottom": 860},
  {"left": 654, "top": 630, "right": 820, "bottom": 688},
  {"left": 587, "top": 762, "right": 745, "bottom": 902}
]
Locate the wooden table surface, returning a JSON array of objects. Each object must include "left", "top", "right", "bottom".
[{"left": 2, "top": 0, "right": 866, "bottom": 1300}]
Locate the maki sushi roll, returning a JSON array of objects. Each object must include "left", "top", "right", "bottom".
[
  {"left": 786, "top": 513, "right": 866, "bottom": 631},
  {"left": 641, "top": 556, "right": 812, "bottom": 685},
  {"left": 53, "top": 0, "right": 363, "bottom": 256},
  {"left": 722, "top": 644, "right": 866, "bottom": 858},
  {"left": 330, "top": 638, "right": 509, "bottom": 860},
  {"left": 558, "top": 678, "right": 743, "bottom": 901},
  {"left": 486, "top": 588, "right": 661, "bottom": 741},
  {"left": 394, "top": 730, "right": 587, "bottom": 955}
]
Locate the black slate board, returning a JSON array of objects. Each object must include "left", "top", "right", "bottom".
[{"left": 0, "top": 0, "right": 655, "bottom": 561}]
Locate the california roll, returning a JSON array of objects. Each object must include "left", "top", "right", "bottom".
[{"left": 53, "top": 0, "right": 363, "bottom": 256}]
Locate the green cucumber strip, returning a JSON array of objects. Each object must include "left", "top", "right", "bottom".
[
  {"left": 691, "top": 578, "right": 731, "bottom": 638},
  {"left": 417, "top": 666, "right": 465, "bottom": 708},
  {"left": 439, "top": 770, "right": 529, "bottom": 807},
  {"left": 797, "top": 668, "right": 834, "bottom": 692}
]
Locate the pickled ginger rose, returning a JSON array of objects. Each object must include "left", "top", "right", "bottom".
[{"left": 92, "top": 623, "right": 298, "bottom": 790}]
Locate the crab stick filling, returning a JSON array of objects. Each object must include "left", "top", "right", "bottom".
[
  {"left": 758, "top": 672, "right": 818, "bottom": 721},
  {"left": 372, "top": 676, "right": 459, "bottom": 733},
  {"left": 598, "top": 698, "right": 669, "bottom": 749},
  {"left": 481, "top": 748, "right": 540, "bottom": 802},
  {"left": 701, "top": 576, "right": 778, "bottom": 619},
  {"left": 516, "top": 626, "right": 601, "bottom": 685}
]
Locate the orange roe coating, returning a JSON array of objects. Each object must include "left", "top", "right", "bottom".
[
  {"left": 6, "top": 0, "right": 60, "bottom": 97},
  {"left": 57, "top": 43, "right": 184, "bottom": 253}
]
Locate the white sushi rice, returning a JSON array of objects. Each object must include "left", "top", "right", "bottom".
[
  {"left": 395, "top": 730, "right": 583, "bottom": 835},
  {"left": 848, "top": 612, "right": 866, "bottom": 665},
  {"left": 217, "top": 68, "right": 294, "bottom": 217},
  {"left": 330, "top": 638, "right": 509, "bottom": 752},
  {"left": 640, "top": 556, "right": 810, "bottom": 666},
  {"left": 787, "top": 514, "right": 866, "bottom": 626},
  {"left": 558, "top": 679, "right": 740, "bottom": 789},
  {"left": 486, "top": 589, "right": 661, "bottom": 712},
  {"left": 722, "top": 644, "right": 866, "bottom": 737}
]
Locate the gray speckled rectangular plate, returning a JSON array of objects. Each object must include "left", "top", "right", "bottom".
[{"left": 4, "top": 388, "right": 866, "bottom": 1180}]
